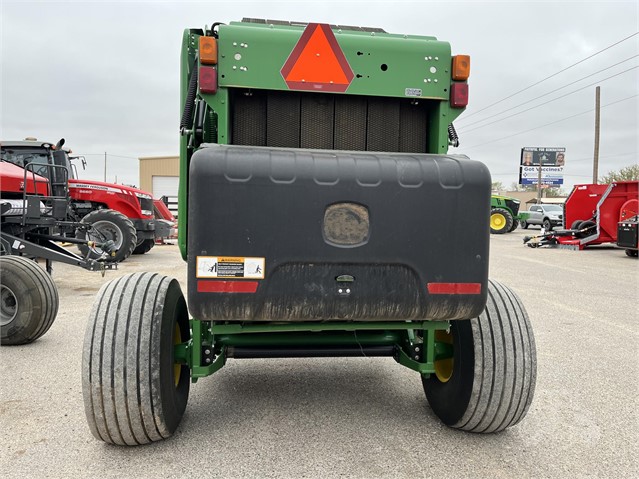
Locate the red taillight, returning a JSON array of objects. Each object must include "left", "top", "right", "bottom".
[
  {"left": 450, "top": 83, "right": 468, "bottom": 108},
  {"left": 199, "top": 66, "right": 217, "bottom": 94}
]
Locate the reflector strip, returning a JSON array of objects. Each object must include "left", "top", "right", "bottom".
[
  {"left": 427, "top": 283, "right": 481, "bottom": 294},
  {"left": 197, "top": 281, "right": 259, "bottom": 293}
]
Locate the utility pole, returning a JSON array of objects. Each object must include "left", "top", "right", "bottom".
[
  {"left": 537, "top": 159, "right": 543, "bottom": 204},
  {"left": 593, "top": 86, "right": 600, "bottom": 184},
  {"left": 104, "top": 152, "right": 107, "bottom": 182}
]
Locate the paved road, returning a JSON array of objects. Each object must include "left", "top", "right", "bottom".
[{"left": 1, "top": 232, "right": 637, "bottom": 478}]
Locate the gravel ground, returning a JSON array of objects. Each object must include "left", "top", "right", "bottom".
[{"left": 1, "top": 231, "right": 637, "bottom": 478}]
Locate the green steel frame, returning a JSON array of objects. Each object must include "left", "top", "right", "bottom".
[
  {"left": 175, "top": 21, "right": 468, "bottom": 380},
  {"left": 174, "top": 320, "right": 453, "bottom": 382},
  {"left": 178, "top": 21, "right": 467, "bottom": 259}
]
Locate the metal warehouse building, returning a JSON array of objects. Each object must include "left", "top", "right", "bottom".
[{"left": 139, "top": 155, "right": 179, "bottom": 215}]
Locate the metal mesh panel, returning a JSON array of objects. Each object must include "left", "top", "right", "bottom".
[
  {"left": 366, "top": 98, "right": 400, "bottom": 152},
  {"left": 267, "top": 91, "right": 301, "bottom": 148},
  {"left": 301, "top": 94, "right": 335, "bottom": 149},
  {"left": 399, "top": 101, "right": 428, "bottom": 153},
  {"left": 334, "top": 96, "right": 367, "bottom": 151},
  {"left": 230, "top": 90, "right": 430, "bottom": 153},
  {"left": 231, "top": 91, "right": 266, "bottom": 146}
]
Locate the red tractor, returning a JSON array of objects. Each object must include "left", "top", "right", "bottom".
[
  {"left": 1, "top": 138, "right": 161, "bottom": 261},
  {"left": 1, "top": 142, "right": 117, "bottom": 344}
]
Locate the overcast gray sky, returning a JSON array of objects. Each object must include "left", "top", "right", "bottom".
[{"left": 2, "top": 0, "right": 638, "bottom": 191}]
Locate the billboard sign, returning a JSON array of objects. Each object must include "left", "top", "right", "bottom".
[{"left": 519, "top": 147, "right": 565, "bottom": 185}]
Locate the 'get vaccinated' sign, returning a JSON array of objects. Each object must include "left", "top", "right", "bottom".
[{"left": 519, "top": 147, "right": 565, "bottom": 185}]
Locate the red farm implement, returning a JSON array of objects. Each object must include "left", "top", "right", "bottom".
[{"left": 524, "top": 181, "right": 638, "bottom": 251}]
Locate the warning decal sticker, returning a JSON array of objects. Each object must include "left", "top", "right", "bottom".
[{"left": 196, "top": 256, "right": 265, "bottom": 279}]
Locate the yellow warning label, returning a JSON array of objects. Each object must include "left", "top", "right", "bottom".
[{"left": 196, "top": 256, "right": 265, "bottom": 279}]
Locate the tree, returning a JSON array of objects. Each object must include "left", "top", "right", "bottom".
[
  {"left": 544, "top": 187, "right": 567, "bottom": 197},
  {"left": 599, "top": 164, "right": 639, "bottom": 184},
  {"left": 510, "top": 182, "right": 536, "bottom": 192},
  {"left": 491, "top": 181, "right": 504, "bottom": 193}
]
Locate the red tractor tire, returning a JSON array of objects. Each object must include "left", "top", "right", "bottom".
[{"left": 76, "top": 209, "right": 137, "bottom": 263}]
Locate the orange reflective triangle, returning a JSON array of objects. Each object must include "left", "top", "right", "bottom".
[{"left": 281, "top": 23, "right": 354, "bottom": 92}]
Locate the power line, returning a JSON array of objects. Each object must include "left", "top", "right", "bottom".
[
  {"left": 462, "top": 94, "right": 638, "bottom": 150},
  {"left": 459, "top": 66, "right": 638, "bottom": 134},
  {"left": 459, "top": 55, "right": 639, "bottom": 130},
  {"left": 567, "top": 152, "right": 636, "bottom": 163},
  {"left": 76, "top": 153, "right": 140, "bottom": 159},
  {"left": 457, "top": 31, "right": 639, "bottom": 122}
]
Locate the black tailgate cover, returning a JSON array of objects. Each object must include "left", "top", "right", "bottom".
[{"left": 188, "top": 144, "right": 490, "bottom": 321}]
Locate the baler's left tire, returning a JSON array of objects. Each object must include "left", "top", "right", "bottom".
[
  {"left": 1, "top": 256, "right": 59, "bottom": 345},
  {"left": 82, "top": 272, "right": 190, "bottom": 445},
  {"left": 490, "top": 208, "right": 514, "bottom": 234},
  {"left": 422, "top": 279, "right": 537, "bottom": 433}
]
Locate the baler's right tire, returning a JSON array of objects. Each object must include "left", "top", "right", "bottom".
[
  {"left": 520, "top": 219, "right": 529, "bottom": 229},
  {"left": 77, "top": 209, "right": 137, "bottom": 263},
  {"left": 490, "top": 208, "right": 514, "bottom": 234},
  {"left": 625, "top": 249, "right": 638, "bottom": 257},
  {"left": 422, "top": 279, "right": 537, "bottom": 433},
  {"left": 1, "top": 256, "right": 59, "bottom": 345},
  {"left": 82, "top": 272, "right": 190, "bottom": 445},
  {"left": 132, "top": 238, "right": 155, "bottom": 255}
]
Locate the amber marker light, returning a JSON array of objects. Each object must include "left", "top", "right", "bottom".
[
  {"left": 452, "top": 55, "right": 470, "bottom": 81},
  {"left": 199, "top": 36, "right": 218, "bottom": 65}
]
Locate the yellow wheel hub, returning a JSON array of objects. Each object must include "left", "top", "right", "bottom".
[
  {"left": 490, "top": 212, "right": 506, "bottom": 230},
  {"left": 174, "top": 323, "right": 182, "bottom": 387},
  {"left": 434, "top": 329, "right": 454, "bottom": 383}
]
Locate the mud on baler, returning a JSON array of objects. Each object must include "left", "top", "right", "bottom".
[{"left": 81, "top": 19, "right": 537, "bottom": 445}]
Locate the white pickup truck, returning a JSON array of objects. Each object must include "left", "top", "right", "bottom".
[{"left": 520, "top": 204, "right": 564, "bottom": 231}]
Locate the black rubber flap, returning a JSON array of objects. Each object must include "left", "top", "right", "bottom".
[{"left": 188, "top": 144, "right": 490, "bottom": 321}]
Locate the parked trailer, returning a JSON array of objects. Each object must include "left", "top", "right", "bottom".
[
  {"left": 523, "top": 181, "right": 638, "bottom": 250},
  {"left": 82, "top": 19, "right": 537, "bottom": 445}
]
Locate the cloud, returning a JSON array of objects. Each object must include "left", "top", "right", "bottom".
[{"left": 2, "top": 1, "right": 637, "bottom": 190}]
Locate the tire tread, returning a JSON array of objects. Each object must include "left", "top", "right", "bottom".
[
  {"left": 454, "top": 279, "right": 536, "bottom": 433},
  {"left": 0, "top": 256, "right": 59, "bottom": 345},
  {"left": 82, "top": 272, "right": 185, "bottom": 445}
]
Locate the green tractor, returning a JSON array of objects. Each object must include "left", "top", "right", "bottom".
[
  {"left": 490, "top": 194, "right": 528, "bottom": 234},
  {"left": 81, "top": 19, "right": 536, "bottom": 445}
]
